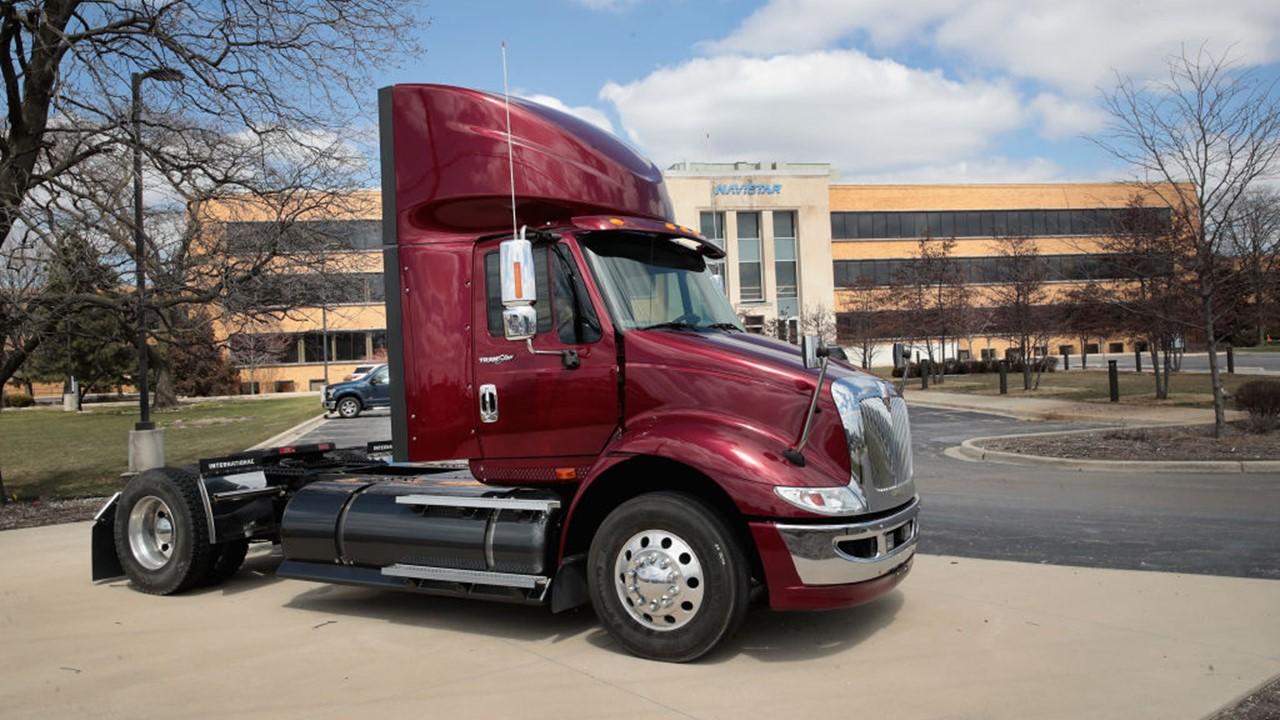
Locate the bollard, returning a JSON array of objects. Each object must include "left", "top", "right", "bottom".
[
  {"left": 998, "top": 360, "right": 1008, "bottom": 395},
  {"left": 920, "top": 359, "right": 930, "bottom": 389},
  {"left": 1226, "top": 346, "right": 1235, "bottom": 374},
  {"left": 1062, "top": 352, "right": 1070, "bottom": 371},
  {"left": 1108, "top": 360, "right": 1119, "bottom": 402},
  {"left": 1134, "top": 348, "right": 1142, "bottom": 373}
]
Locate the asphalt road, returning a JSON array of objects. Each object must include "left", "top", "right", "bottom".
[{"left": 299, "top": 406, "right": 1280, "bottom": 580}]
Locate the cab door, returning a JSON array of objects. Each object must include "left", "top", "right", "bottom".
[{"left": 471, "top": 238, "right": 619, "bottom": 476}]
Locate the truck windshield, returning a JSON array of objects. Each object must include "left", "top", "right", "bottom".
[{"left": 580, "top": 232, "right": 743, "bottom": 332}]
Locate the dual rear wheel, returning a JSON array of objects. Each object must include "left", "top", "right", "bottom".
[{"left": 114, "top": 467, "right": 249, "bottom": 594}]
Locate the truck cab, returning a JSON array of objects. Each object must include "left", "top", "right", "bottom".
[{"left": 93, "top": 84, "right": 917, "bottom": 663}]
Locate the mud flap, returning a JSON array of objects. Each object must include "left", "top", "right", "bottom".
[
  {"left": 91, "top": 493, "right": 124, "bottom": 582},
  {"left": 550, "top": 554, "right": 589, "bottom": 613}
]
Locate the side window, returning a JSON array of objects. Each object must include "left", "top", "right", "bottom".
[
  {"left": 552, "top": 246, "right": 602, "bottom": 344},
  {"left": 370, "top": 366, "right": 389, "bottom": 384},
  {"left": 485, "top": 248, "right": 552, "bottom": 336}
]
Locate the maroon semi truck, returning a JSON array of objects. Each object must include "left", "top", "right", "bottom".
[{"left": 92, "top": 84, "right": 918, "bottom": 662}]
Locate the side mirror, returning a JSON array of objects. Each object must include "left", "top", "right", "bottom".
[
  {"left": 500, "top": 227, "right": 536, "bottom": 342},
  {"left": 801, "top": 334, "right": 822, "bottom": 370}
]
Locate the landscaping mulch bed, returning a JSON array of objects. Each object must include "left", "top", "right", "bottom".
[
  {"left": 980, "top": 421, "right": 1280, "bottom": 462},
  {"left": 1212, "top": 674, "right": 1280, "bottom": 720},
  {"left": 0, "top": 497, "right": 105, "bottom": 531}
]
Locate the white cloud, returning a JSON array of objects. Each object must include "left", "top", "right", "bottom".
[
  {"left": 570, "top": 0, "right": 640, "bottom": 11},
  {"left": 705, "top": 0, "right": 1280, "bottom": 96},
  {"left": 1029, "top": 93, "right": 1108, "bottom": 140},
  {"left": 600, "top": 50, "right": 1026, "bottom": 179},
  {"left": 520, "top": 93, "right": 616, "bottom": 134},
  {"left": 844, "top": 156, "right": 1065, "bottom": 184}
]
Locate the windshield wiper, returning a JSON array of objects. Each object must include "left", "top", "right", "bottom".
[
  {"left": 702, "top": 323, "right": 741, "bottom": 332},
  {"left": 639, "top": 320, "right": 698, "bottom": 331}
]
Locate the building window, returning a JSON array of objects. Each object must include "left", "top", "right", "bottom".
[
  {"left": 1085, "top": 343, "right": 1100, "bottom": 354},
  {"left": 829, "top": 208, "right": 1172, "bottom": 240},
  {"left": 833, "top": 253, "right": 1136, "bottom": 287},
  {"left": 742, "top": 314, "right": 765, "bottom": 334},
  {"left": 224, "top": 219, "right": 381, "bottom": 253},
  {"left": 1058, "top": 345, "right": 1074, "bottom": 355},
  {"left": 1108, "top": 342, "right": 1125, "bottom": 353},
  {"left": 736, "top": 212, "right": 763, "bottom": 301},
  {"left": 699, "top": 211, "right": 727, "bottom": 294},
  {"left": 773, "top": 211, "right": 798, "bottom": 300},
  {"left": 981, "top": 348, "right": 996, "bottom": 361}
]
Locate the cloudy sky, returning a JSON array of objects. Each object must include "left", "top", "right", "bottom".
[{"left": 372, "top": 0, "right": 1280, "bottom": 183}]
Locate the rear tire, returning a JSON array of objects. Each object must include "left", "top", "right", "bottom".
[
  {"left": 203, "top": 540, "right": 250, "bottom": 586},
  {"left": 114, "top": 467, "right": 213, "bottom": 595},
  {"left": 587, "top": 492, "right": 750, "bottom": 662},
  {"left": 336, "top": 396, "right": 362, "bottom": 419}
]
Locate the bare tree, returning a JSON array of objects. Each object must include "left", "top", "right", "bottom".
[
  {"left": 1089, "top": 199, "right": 1196, "bottom": 399},
  {"left": 837, "top": 279, "right": 887, "bottom": 369},
  {"left": 989, "top": 234, "right": 1052, "bottom": 390},
  {"left": 1225, "top": 188, "right": 1280, "bottom": 346},
  {"left": 1095, "top": 47, "right": 1280, "bottom": 435},
  {"left": 229, "top": 330, "right": 293, "bottom": 394},
  {"left": 1062, "top": 283, "right": 1115, "bottom": 370},
  {"left": 1, "top": 0, "right": 421, "bottom": 253},
  {"left": 895, "top": 236, "right": 963, "bottom": 381}
]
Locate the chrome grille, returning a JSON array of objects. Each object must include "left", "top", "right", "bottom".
[
  {"left": 831, "top": 376, "right": 917, "bottom": 513},
  {"left": 859, "top": 396, "right": 913, "bottom": 490}
]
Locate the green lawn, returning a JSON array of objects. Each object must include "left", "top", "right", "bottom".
[
  {"left": 1238, "top": 345, "right": 1280, "bottom": 353},
  {"left": 0, "top": 397, "right": 321, "bottom": 500},
  {"left": 868, "top": 367, "right": 1269, "bottom": 408}
]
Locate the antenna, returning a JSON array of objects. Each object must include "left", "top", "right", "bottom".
[{"left": 501, "top": 41, "right": 518, "bottom": 240}]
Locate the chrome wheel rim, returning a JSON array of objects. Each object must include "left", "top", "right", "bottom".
[
  {"left": 339, "top": 399, "right": 358, "bottom": 417},
  {"left": 127, "top": 495, "right": 176, "bottom": 571},
  {"left": 613, "top": 529, "right": 704, "bottom": 632}
]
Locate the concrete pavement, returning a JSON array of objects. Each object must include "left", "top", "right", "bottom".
[{"left": 1, "top": 522, "right": 1277, "bottom": 719}]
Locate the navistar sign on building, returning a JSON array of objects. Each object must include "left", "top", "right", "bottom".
[{"left": 665, "top": 162, "right": 836, "bottom": 336}]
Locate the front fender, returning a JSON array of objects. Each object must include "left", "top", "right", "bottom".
[{"left": 575, "top": 408, "right": 852, "bottom": 521}]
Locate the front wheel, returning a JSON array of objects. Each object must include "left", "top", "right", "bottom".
[
  {"left": 587, "top": 492, "right": 750, "bottom": 662},
  {"left": 336, "top": 396, "right": 362, "bottom": 419}
]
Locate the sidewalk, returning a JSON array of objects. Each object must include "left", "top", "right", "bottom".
[{"left": 907, "top": 389, "right": 1242, "bottom": 426}]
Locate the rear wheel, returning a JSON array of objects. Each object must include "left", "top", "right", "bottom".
[
  {"left": 336, "top": 396, "right": 362, "bottom": 419},
  {"left": 587, "top": 492, "right": 750, "bottom": 662},
  {"left": 202, "top": 540, "right": 250, "bottom": 586},
  {"left": 114, "top": 467, "right": 213, "bottom": 595}
]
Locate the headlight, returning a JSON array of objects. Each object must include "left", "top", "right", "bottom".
[{"left": 774, "top": 486, "right": 867, "bottom": 516}]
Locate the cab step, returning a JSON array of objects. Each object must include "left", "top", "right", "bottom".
[{"left": 381, "top": 563, "right": 549, "bottom": 589}]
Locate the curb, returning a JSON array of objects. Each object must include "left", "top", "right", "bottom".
[
  {"left": 946, "top": 429, "right": 1280, "bottom": 474},
  {"left": 248, "top": 412, "right": 329, "bottom": 451}
]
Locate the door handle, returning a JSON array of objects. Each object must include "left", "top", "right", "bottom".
[{"left": 479, "top": 384, "right": 498, "bottom": 423}]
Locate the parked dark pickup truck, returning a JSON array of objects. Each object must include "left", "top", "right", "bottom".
[{"left": 323, "top": 364, "right": 391, "bottom": 418}]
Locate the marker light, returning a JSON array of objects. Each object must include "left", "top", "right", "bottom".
[
  {"left": 774, "top": 486, "right": 866, "bottom": 516},
  {"left": 609, "top": 217, "right": 625, "bottom": 226}
]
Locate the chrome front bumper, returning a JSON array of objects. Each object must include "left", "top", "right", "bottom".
[{"left": 773, "top": 497, "right": 919, "bottom": 586}]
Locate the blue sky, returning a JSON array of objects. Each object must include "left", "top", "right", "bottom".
[{"left": 370, "top": 0, "right": 1280, "bottom": 184}]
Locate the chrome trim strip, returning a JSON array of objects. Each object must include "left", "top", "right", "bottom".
[
  {"left": 381, "top": 563, "right": 548, "bottom": 589},
  {"left": 210, "top": 487, "right": 283, "bottom": 502},
  {"left": 195, "top": 475, "right": 218, "bottom": 544},
  {"left": 94, "top": 492, "right": 122, "bottom": 522},
  {"left": 774, "top": 497, "right": 920, "bottom": 586},
  {"left": 395, "top": 494, "right": 561, "bottom": 512}
]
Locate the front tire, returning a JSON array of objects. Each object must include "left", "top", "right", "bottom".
[
  {"left": 336, "top": 396, "right": 362, "bottom": 419},
  {"left": 587, "top": 492, "right": 750, "bottom": 662},
  {"left": 113, "top": 467, "right": 213, "bottom": 595}
]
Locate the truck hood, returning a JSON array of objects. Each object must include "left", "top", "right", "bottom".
[{"left": 628, "top": 328, "right": 889, "bottom": 397}]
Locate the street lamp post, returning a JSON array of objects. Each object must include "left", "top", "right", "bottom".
[{"left": 128, "top": 67, "right": 183, "bottom": 472}]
